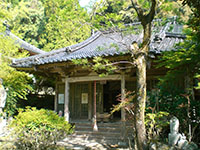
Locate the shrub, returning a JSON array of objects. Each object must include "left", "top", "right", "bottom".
[
  {"left": 145, "top": 111, "right": 169, "bottom": 142},
  {"left": 9, "top": 107, "right": 73, "bottom": 150}
]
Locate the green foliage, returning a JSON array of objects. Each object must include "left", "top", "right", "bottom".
[
  {"left": 10, "top": 0, "right": 45, "bottom": 48},
  {"left": 155, "top": 1, "right": 200, "bottom": 144},
  {"left": 4, "top": 0, "right": 21, "bottom": 7},
  {"left": 0, "top": 3, "right": 32, "bottom": 114},
  {"left": 3, "top": 71, "right": 33, "bottom": 116},
  {"left": 39, "top": 0, "right": 91, "bottom": 51},
  {"left": 147, "top": 87, "right": 200, "bottom": 143},
  {"left": 72, "top": 58, "right": 89, "bottom": 66},
  {"left": 145, "top": 111, "right": 169, "bottom": 142},
  {"left": 0, "top": 0, "right": 91, "bottom": 115},
  {"left": 3, "top": 0, "right": 91, "bottom": 51},
  {"left": 157, "top": 0, "right": 200, "bottom": 88},
  {"left": 0, "top": 21, "right": 32, "bottom": 116},
  {"left": 72, "top": 57, "right": 117, "bottom": 77},
  {"left": 91, "top": 0, "right": 125, "bottom": 28},
  {"left": 91, "top": 0, "right": 191, "bottom": 30},
  {"left": 110, "top": 91, "right": 136, "bottom": 115},
  {"left": 0, "top": 1, "right": 11, "bottom": 29},
  {"left": 110, "top": 90, "right": 170, "bottom": 142},
  {"left": 157, "top": 31, "right": 200, "bottom": 80},
  {"left": 10, "top": 107, "right": 73, "bottom": 150},
  {"left": 157, "top": 0, "right": 191, "bottom": 22}
]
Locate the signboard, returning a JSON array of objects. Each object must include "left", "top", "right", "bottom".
[
  {"left": 81, "top": 93, "right": 88, "bottom": 104},
  {"left": 58, "top": 94, "right": 64, "bottom": 104}
]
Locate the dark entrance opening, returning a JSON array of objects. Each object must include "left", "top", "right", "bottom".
[{"left": 103, "top": 81, "right": 121, "bottom": 120}]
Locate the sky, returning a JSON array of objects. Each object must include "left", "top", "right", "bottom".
[{"left": 79, "top": 0, "right": 92, "bottom": 7}]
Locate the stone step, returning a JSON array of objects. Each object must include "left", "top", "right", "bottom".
[
  {"left": 74, "top": 131, "right": 133, "bottom": 139},
  {"left": 75, "top": 126, "right": 122, "bottom": 132},
  {"left": 74, "top": 131, "right": 124, "bottom": 141},
  {"left": 75, "top": 130, "right": 121, "bottom": 137},
  {"left": 74, "top": 122, "right": 133, "bottom": 128},
  {"left": 70, "top": 133, "right": 130, "bottom": 141},
  {"left": 72, "top": 122, "right": 124, "bottom": 128},
  {"left": 68, "top": 134, "right": 134, "bottom": 148},
  {"left": 70, "top": 121, "right": 134, "bottom": 147}
]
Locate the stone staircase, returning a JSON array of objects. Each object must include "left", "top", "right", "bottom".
[{"left": 70, "top": 121, "right": 134, "bottom": 147}]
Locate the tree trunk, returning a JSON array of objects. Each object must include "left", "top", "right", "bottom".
[
  {"left": 184, "top": 67, "right": 194, "bottom": 142},
  {"left": 135, "top": 54, "right": 147, "bottom": 150},
  {"left": 134, "top": 22, "right": 152, "bottom": 150}
]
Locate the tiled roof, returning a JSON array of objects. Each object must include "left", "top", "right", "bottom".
[
  {"left": 11, "top": 22, "right": 185, "bottom": 68},
  {"left": 5, "top": 30, "right": 45, "bottom": 55}
]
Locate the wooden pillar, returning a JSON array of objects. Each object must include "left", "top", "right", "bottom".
[
  {"left": 64, "top": 77, "right": 70, "bottom": 122},
  {"left": 121, "top": 73, "right": 126, "bottom": 121},
  {"left": 54, "top": 83, "right": 58, "bottom": 112},
  {"left": 88, "top": 82, "right": 92, "bottom": 120},
  {"left": 93, "top": 81, "right": 98, "bottom": 131}
]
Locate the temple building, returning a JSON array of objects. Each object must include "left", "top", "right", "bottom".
[{"left": 11, "top": 21, "right": 185, "bottom": 142}]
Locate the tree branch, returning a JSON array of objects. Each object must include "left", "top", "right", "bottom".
[
  {"left": 131, "top": 0, "right": 157, "bottom": 25},
  {"left": 147, "top": 0, "right": 156, "bottom": 23},
  {"left": 130, "top": 0, "right": 144, "bottom": 20}
]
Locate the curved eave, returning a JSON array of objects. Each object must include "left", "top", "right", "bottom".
[
  {"left": 6, "top": 30, "right": 46, "bottom": 55},
  {"left": 12, "top": 23, "right": 185, "bottom": 69}
]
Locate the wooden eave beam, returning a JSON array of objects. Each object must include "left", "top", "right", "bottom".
[
  {"left": 68, "top": 74, "right": 122, "bottom": 83},
  {"left": 16, "top": 67, "right": 34, "bottom": 71},
  {"left": 36, "top": 55, "right": 132, "bottom": 70},
  {"left": 67, "top": 74, "right": 161, "bottom": 83}
]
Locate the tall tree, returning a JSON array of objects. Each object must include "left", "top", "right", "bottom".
[
  {"left": 39, "top": 0, "right": 91, "bottom": 51},
  {"left": 9, "top": 0, "right": 45, "bottom": 49},
  {"left": 91, "top": 0, "right": 191, "bottom": 149},
  {"left": 91, "top": 0, "right": 156, "bottom": 149},
  {"left": 130, "top": 1, "right": 156, "bottom": 149},
  {"left": 0, "top": 0, "right": 33, "bottom": 115},
  {"left": 5, "top": 0, "right": 91, "bottom": 52}
]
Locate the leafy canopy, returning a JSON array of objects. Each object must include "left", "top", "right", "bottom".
[
  {"left": 155, "top": 0, "right": 200, "bottom": 143},
  {"left": 91, "top": 0, "right": 191, "bottom": 30},
  {"left": 158, "top": 0, "right": 200, "bottom": 89},
  {"left": 0, "top": 0, "right": 33, "bottom": 116},
  {"left": 40, "top": 0, "right": 91, "bottom": 51},
  {"left": 4, "top": 0, "right": 91, "bottom": 52}
]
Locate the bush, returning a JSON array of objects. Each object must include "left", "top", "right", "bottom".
[
  {"left": 145, "top": 111, "right": 170, "bottom": 142},
  {"left": 9, "top": 107, "right": 73, "bottom": 150},
  {"left": 147, "top": 87, "right": 200, "bottom": 144}
]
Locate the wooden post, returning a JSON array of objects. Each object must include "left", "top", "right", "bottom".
[
  {"left": 121, "top": 73, "right": 126, "bottom": 121},
  {"left": 64, "top": 77, "right": 70, "bottom": 122},
  {"left": 54, "top": 83, "right": 58, "bottom": 112},
  {"left": 93, "top": 81, "right": 98, "bottom": 131},
  {"left": 88, "top": 82, "right": 92, "bottom": 120}
]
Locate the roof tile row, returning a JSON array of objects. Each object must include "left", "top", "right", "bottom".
[{"left": 12, "top": 22, "right": 185, "bottom": 68}]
